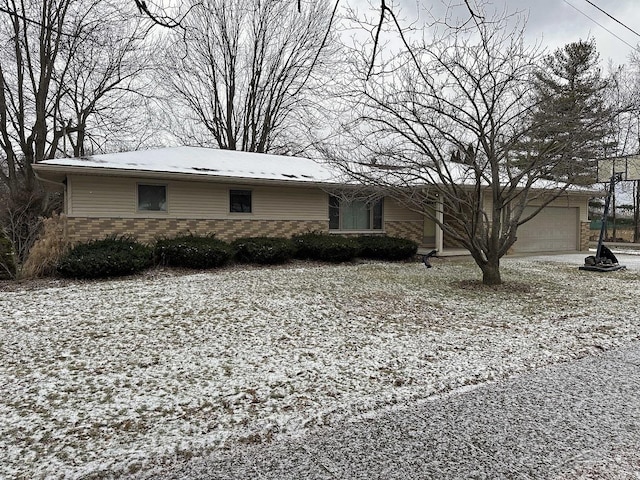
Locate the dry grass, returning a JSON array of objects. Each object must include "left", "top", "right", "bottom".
[{"left": 20, "top": 213, "right": 69, "bottom": 279}]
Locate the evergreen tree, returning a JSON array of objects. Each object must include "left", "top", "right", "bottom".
[{"left": 525, "top": 39, "right": 614, "bottom": 184}]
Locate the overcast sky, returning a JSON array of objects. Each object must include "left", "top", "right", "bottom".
[{"left": 348, "top": 0, "right": 640, "bottom": 67}]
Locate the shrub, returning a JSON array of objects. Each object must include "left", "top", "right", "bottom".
[
  {"left": 232, "top": 237, "right": 295, "bottom": 265},
  {"left": 155, "top": 234, "right": 233, "bottom": 269},
  {"left": 21, "top": 213, "right": 70, "bottom": 278},
  {"left": 0, "top": 189, "right": 62, "bottom": 264},
  {"left": 356, "top": 235, "right": 418, "bottom": 261},
  {"left": 0, "top": 234, "right": 17, "bottom": 279},
  {"left": 292, "top": 232, "right": 359, "bottom": 263},
  {"left": 57, "top": 236, "right": 153, "bottom": 279}
]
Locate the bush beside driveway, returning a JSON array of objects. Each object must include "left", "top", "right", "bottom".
[{"left": 1, "top": 257, "right": 639, "bottom": 478}]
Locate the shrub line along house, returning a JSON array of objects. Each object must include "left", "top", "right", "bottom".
[{"left": 32, "top": 146, "right": 593, "bottom": 254}]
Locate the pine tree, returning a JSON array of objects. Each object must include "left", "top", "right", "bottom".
[{"left": 526, "top": 39, "right": 614, "bottom": 184}]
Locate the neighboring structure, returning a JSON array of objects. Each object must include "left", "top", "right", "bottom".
[{"left": 33, "top": 146, "right": 592, "bottom": 254}]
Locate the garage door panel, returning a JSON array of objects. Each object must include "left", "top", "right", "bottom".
[{"left": 514, "top": 207, "right": 578, "bottom": 253}]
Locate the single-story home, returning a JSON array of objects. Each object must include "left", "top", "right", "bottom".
[{"left": 32, "top": 146, "right": 592, "bottom": 254}]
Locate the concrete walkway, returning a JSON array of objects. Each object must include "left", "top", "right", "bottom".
[{"left": 141, "top": 343, "right": 640, "bottom": 479}]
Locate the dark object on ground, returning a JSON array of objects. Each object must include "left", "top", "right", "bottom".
[
  {"left": 422, "top": 250, "right": 437, "bottom": 268},
  {"left": 582, "top": 172, "right": 626, "bottom": 272},
  {"left": 580, "top": 245, "right": 625, "bottom": 272},
  {"left": 599, "top": 245, "right": 618, "bottom": 264}
]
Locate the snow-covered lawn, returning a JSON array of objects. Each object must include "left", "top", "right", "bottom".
[{"left": 2, "top": 257, "right": 639, "bottom": 478}]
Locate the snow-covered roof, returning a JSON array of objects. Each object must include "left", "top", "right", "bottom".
[
  {"left": 33, "top": 146, "right": 597, "bottom": 195},
  {"left": 34, "top": 146, "right": 339, "bottom": 184}
]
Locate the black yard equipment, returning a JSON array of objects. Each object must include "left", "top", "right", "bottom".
[
  {"left": 422, "top": 249, "right": 438, "bottom": 268},
  {"left": 579, "top": 171, "right": 625, "bottom": 272}
]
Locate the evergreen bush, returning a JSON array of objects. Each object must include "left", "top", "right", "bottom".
[
  {"left": 155, "top": 234, "right": 233, "bottom": 269},
  {"left": 57, "top": 236, "right": 152, "bottom": 279},
  {"left": 356, "top": 235, "right": 418, "bottom": 261},
  {"left": 232, "top": 237, "right": 295, "bottom": 264},
  {"left": 292, "top": 232, "right": 358, "bottom": 263}
]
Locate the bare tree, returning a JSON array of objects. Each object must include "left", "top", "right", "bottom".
[
  {"left": 0, "top": 0, "right": 154, "bottom": 264},
  {"left": 0, "top": 0, "right": 73, "bottom": 197},
  {"left": 160, "top": 0, "right": 338, "bottom": 153},
  {"left": 56, "top": 2, "right": 156, "bottom": 157},
  {"left": 324, "top": 8, "right": 595, "bottom": 285},
  {"left": 0, "top": 0, "right": 153, "bottom": 193}
]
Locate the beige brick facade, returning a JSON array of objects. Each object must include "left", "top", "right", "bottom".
[
  {"left": 66, "top": 217, "right": 328, "bottom": 244},
  {"left": 385, "top": 220, "right": 424, "bottom": 245},
  {"left": 63, "top": 216, "right": 588, "bottom": 251},
  {"left": 580, "top": 221, "right": 590, "bottom": 251}
]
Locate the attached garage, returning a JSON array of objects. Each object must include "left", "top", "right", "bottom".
[{"left": 513, "top": 206, "right": 579, "bottom": 253}]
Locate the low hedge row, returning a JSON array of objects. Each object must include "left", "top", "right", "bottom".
[
  {"left": 56, "top": 233, "right": 419, "bottom": 279},
  {"left": 155, "top": 234, "right": 233, "bottom": 269},
  {"left": 232, "top": 237, "right": 295, "bottom": 265},
  {"left": 57, "top": 236, "right": 153, "bottom": 279},
  {"left": 292, "top": 232, "right": 360, "bottom": 263},
  {"left": 356, "top": 235, "right": 418, "bottom": 260}
]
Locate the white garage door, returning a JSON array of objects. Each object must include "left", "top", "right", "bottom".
[{"left": 514, "top": 207, "right": 578, "bottom": 253}]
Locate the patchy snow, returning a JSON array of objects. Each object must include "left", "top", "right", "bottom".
[
  {"left": 2, "top": 258, "right": 640, "bottom": 478},
  {"left": 35, "top": 146, "right": 338, "bottom": 184}
]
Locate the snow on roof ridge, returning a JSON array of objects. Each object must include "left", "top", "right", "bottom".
[{"left": 38, "top": 146, "right": 339, "bottom": 184}]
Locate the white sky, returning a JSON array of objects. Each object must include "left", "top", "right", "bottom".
[{"left": 346, "top": 0, "right": 640, "bottom": 68}]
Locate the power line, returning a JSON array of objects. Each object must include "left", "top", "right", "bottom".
[
  {"left": 582, "top": 0, "right": 640, "bottom": 39},
  {"left": 562, "top": 0, "right": 640, "bottom": 53}
]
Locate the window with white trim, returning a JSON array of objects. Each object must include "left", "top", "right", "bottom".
[{"left": 329, "top": 195, "right": 383, "bottom": 231}]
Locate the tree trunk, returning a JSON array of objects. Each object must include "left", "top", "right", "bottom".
[
  {"left": 633, "top": 180, "right": 640, "bottom": 243},
  {"left": 480, "top": 259, "right": 501, "bottom": 286},
  {"left": 612, "top": 188, "right": 617, "bottom": 240}
]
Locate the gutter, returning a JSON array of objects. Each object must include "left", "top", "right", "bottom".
[
  {"left": 31, "top": 164, "right": 339, "bottom": 189},
  {"left": 34, "top": 170, "right": 66, "bottom": 190}
]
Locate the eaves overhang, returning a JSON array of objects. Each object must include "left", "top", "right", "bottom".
[{"left": 32, "top": 163, "right": 343, "bottom": 189}]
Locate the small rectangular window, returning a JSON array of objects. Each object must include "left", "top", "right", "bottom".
[
  {"left": 230, "top": 189, "right": 252, "bottom": 213},
  {"left": 138, "top": 184, "right": 167, "bottom": 211}
]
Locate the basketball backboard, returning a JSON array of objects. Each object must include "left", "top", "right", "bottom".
[{"left": 597, "top": 155, "right": 640, "bottom": 182}]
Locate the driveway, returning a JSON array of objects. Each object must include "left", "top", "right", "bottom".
[
  {"left": 520, "top": 251, "right": 640, "bottom": 271},
  {"left": 139, "top": 343, "right": 640, "bottom": 479}
]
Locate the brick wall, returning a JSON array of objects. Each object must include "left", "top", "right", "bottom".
[
  {"left": 385, "top": 220, "right": 424, "bottom": 245},
  {"left": 65, "top": 217, "right": 328, "bottom": 244},
  {"left": 580, "top": 221, "right": 590, "bottom": 251},
  {"left": 64, "top": 216, "right": 427, "bottom": 245}
]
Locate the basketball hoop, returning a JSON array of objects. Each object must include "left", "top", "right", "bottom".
[{"left": 580, "top": 156, "right": 640, "bottom": 272}]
